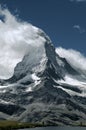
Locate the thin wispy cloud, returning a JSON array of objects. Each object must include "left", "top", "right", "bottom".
[
  {"left": 70, "top": 0, "right": 86, "bottom": 2},
  {"left": 73, "top": 25, "right": 85, "bottom": 33}
]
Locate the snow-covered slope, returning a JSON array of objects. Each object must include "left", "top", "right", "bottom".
[
  {"left": 1, "top": 8, "right": 86, "bottom": 125},
  {"left": 0, "top": 21, "right": 86, "bottom": 125}
]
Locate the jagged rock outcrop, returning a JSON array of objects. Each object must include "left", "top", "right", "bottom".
[{"left": 0, "top": 26, "right": 86, "bottom": 126}]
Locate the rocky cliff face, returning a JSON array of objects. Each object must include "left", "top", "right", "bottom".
[{"left": 0, "top": 26, "right": 86, "bottom": 126}]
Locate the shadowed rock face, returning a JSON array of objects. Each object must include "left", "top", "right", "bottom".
[{"left": 0, "top": 27, "right": 86, "bottom": 126}]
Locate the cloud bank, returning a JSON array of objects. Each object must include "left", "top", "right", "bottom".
[
  {"left": 56, "top": 47, "right": 86, "bottom": 73},
  {"left": 0, "top": 7, "right": 45, "bottom": 79}
]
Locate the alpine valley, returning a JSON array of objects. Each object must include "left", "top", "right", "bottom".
[{"left": 0, "top": 24, "right": 86, "bottom": 126}]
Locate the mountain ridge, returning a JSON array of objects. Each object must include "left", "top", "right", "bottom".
[{"left": 0, "top": 25, "right": 86, "bottom": 125}]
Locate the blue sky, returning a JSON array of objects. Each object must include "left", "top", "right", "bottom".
[{"left": 0, "top": 0, "right": 86, "bottom": 55}]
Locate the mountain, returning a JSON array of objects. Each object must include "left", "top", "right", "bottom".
[{"left": 0, "top": 26, "right": 86, "bottom": 126}]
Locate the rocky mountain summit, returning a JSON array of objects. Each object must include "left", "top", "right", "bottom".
[{"left": 0, "top": 25, "right": 86, "bottom": 126}]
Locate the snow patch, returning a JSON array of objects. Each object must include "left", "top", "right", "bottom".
[
  {"left": 26, "top": 87, "right": 32, "bottom": 92},
  {"left": 31, "top": 73, "right": 40, "bottom": 81},
  {"left": 54, "top": 85, "right": 78, "bottom": 96},
  {"left": 26, "top": 80, "right": 41, "bottom": 92},
  {"left": 32, "top": 73, "right": 41, "bottom": 87},
  {"left": 54, "top": 75, "right": 86, "bottom": 97},
  {"left": 0, "top": 85, "right": 10, "bottom": 89},
  {"left": 0, "top": 99, "right": 14, "bottom": 105},
  {"left": 58, "top": 75, "right": 86, "bottom": 87},
  {"left": 32, "top": 54, "right": 47, "bottom": 73},
  {"left": 54, "top": 85, "right": 86, "bottom": 97},
  {"left": 26, "top": 73, "right": 41, "bottom": 92}
]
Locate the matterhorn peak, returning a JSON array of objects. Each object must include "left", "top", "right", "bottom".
[{"left": 1, "top": 8, "right": 86, "bottom": 126}]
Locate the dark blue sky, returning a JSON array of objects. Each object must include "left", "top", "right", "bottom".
[{"left": 0, "top": 0, "right": 86, "bottom": 55}]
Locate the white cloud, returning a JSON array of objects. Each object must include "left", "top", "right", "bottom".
[
  {"left": 56, "top": 47, "right": 86, "bottom": 73},
  {"left": 0, "top": 7, "right": 45, "bottom": 79},
  {"left": 73, "top": 25, "right": 85, "bottom": 33},
  {"left": 70, "top": 0, "right": 86, "bottom": 2}
]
